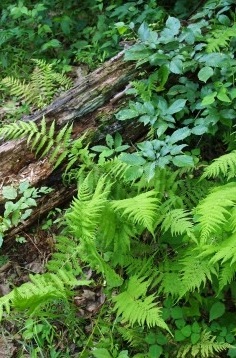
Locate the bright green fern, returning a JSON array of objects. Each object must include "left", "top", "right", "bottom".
[
  {"left": 0, "top": 116, "right": 72, "bottom": 168},
  {"left": 2, "top": 59, "right": 73, "bottom": 109}
]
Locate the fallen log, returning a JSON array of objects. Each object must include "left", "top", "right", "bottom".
[{"left": 0, "top": 50, "right": 147, "bottom": 243}]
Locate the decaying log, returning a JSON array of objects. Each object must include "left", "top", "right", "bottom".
[{"left": 0, "top": 50, "right": 147, "bottom": 243}]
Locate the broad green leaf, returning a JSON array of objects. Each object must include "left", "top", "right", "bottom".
[
  {"left": 191, "top": 333, "right": 201, "bottom": 344},
  {"left": 201, "top": 92, "right": 217, "bottom": 105},
  {"left": 106, "top": 134, "right": 114, "bottom": 148},
  {"left": 156, "top": 333, "right": 168, "bottom": 345},
  {"left": 118, "top": 351, "right": 129, "bottom": 358},
  {"left": 172, "top": 155, "right": 194, "bottom": 167},
  {"left": 138, "top": 22, "right": 158, "bottom": 45},
  {"left": 115, "top": 145, "right": 130, "bottom": 152},
  {"left": 198, "top": 53, "right": 229, "bottom": 67},
  {"left": 175, "top": 330, "right": 186, "bottom": 342},
  {"left": 100, "top": 149, "right": 114, "bottom": 158},
  {"left": 166, "top": 17, "right": 181, "bottom": 35},
  {"left": 217, "top": 87, "right": 231, "bottom": 103},
  {"left": 209, "top": 302, "right": 225, "bottom": 321},
  {"left": 114, "top": 132, "right": 122, "bottom": 147},
  {"left": 157, "top": 65, "right": 169, "bottom": 90},
  {"left": 192, "top": 322, "right": 201, "bottom": 333},
  {"left": 120, "top": 153, "right": 146, "bottom": 166},
  {"left": 124, "top": 44, "right": 152, "bottom": 62},
  {"left": 149, "top": 344, "right": 163, "bottom": 358},
  {"left": 198, "top": 66, "right": 214, "bottom": 82},
  {"left": 175, "top": 319, "right": 186, "bottom": 329},
  {"left": 181, "top": 325, "right": 192, "bottom": 337},
  {"left": 192, "top": 125, "right": 208, "bottom": 135},
  {"left": 145, "top": 332, "right": 156, "bottom": 344},
  {"left": 2, "top": 186, "right": 17, "bottom": 200},
  {"left": 169, "top": 127, "right": 191, "bottom": 144},
  {"left": 116, "top": 108, "right": 139, "bottom": 121},
  {"left": 91, "top": 145, "right": 109, "bottom": 152},
  {"left": 92, "top": 348, "right": 112, "bottom": 358},
  {"left": 156, "top": 122, "right": 168, "bottom": 137},
  {"left": 171, "top": 307, "right": 183, "bottom": 319},
  {"left": 167, "top": 99, "right": 186, "bottom": 115},
  {"left": 19, "top": 181, "right": 30, "bottom": 193},
  {"left": 169, "top": 58, "right": 183, "bottom": 74}
]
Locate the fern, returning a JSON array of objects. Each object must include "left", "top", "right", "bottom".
[
  {"left": 0, "top": 116, "right": 72, "bottom": 168},
  {"left": 0, "top": 235, "right": 91, "bottom": 320},
  {"left": 66, "top": 174, "right": 111, "bottom": 239},
  {"left": 210, "top": 233, "right": 236, "bottom": 266},
  {"left": 161, "top": 208, "right": 193, "bottom": 237},
  {"left": 219, "top": 261, "right": 236, "bottom": 291},
  {"left": 1, "top": 59, "right": 73, "bottom": 109},
  {"left": 195, "top": 183, "right": 236, "bottom": 243},
  {"left": 158, "top": 258, "right": 185, "bottom": 297},
  {"left": 206, "top": 24, "right": 236, "bottom": 53},
  {"left": 201, "top": 150, "right": 236, "bottom": 180},
  {"left": 112, "top": 275, "right": 169, "bottom": 331},
  {"left": 111, "top": 190, "right": 159, "bottom": 234},
  {"left": 117, "top": 326, "right": 146, "bottom": 349},
  {"left": 180, "top": 253, "right": 218, "bottom": 294},
  {"left": 177, "top": 330, "right": 232, "bottom": 357}
]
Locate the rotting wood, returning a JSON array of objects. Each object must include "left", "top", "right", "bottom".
[{"left": 0, "top": 50, "right": 148, "bottom": 244}]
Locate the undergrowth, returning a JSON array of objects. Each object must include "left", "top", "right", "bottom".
[{"left": 1, "top": 0, "right": 236, "bottom": 357}]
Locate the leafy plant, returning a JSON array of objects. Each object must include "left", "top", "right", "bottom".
[
  {"left": 0, "top": 116, "right": 73, "bottom": 168},
  {"left": 0, "top": 181, "right": 52, "bottom": 246},
  {"left": 1, "top": 59, "right": 73, "bottom": 110}
]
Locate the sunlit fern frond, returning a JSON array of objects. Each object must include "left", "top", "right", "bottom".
[
  {"left": 111, "top": 190, "right": 159, "bottom": 234},
  {"left": 201, "top": 150, "right": 236, "bottom": 181},
  {"left": 177, "top": 330, "right": 232, "bottom": 357},
  {"left": 206, "top": 24, "right": 236, "bottom": 53},
  {"left": 113, "top": 275, "right": 169, "bottom": 331},
  {"left": 195, "top": 183, "right": 236, "bottom": 243}
]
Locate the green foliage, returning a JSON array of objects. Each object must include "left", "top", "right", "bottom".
[
  {"left": 1, "top": 59, "right": 73, "bottom": 110},
  {"left": 0, "top": 116, "right": 73, "bottom": 167},
  {"left": 0, "top": 234, "right": 91, "bottom": 319},
  {"left": 115, "top": 0, "right": 236, "bottom": 179},
  {"left": 1, "top": 0, "right": 236, "bottom": 357},
  {"left": 0, "top": 181, "right": 52, "bottom": 246},
  {"left": 113, "top": 275, "right": 168, "bottom": 330}
]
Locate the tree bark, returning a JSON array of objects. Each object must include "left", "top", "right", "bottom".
[{"left": 0, "top": 50, "right": 147, "bottom": 243}]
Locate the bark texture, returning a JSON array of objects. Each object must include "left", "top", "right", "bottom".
[{"left": 0, "top": 51, "right": 146, "bottom": 243}]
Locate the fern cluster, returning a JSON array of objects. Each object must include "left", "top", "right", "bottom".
[
  {"left": 206, "top": 24, "right": 236, "bottom": 53},
  {"left": 1, "top": 149, "right": 236, "bottom": 356},
  {"left": 1, "top": 59, "right": 73, "bottom": 109},
  {"left": 0, "top": 235, "right": 90, "bottom": 319}
]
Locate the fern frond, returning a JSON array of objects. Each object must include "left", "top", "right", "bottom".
[
  {"left": 66, "top": 174, "right": 111, "bottom": 239},
  {"left": 111, "top": 190, "right": 159, "bottom": 233},
  {"left": 113, "top": 275, "right": 169, "bottom": 331},
  {"left": 206, "top": 24, "right": 236, "bottom": 53},
  {"left": 1, "top": 77, "right": 37, "bottom": 106},
  {"left": 0, "top": 120, "right": 37, "bottom": 140},
  {"left": 180, "top": 253, "right": 218, "bottom": 294},
  {"left": 0, "top": 234, "right": 91, "bottom": 319},
  {"left": 117, "top": 326, "right": 146, "bottom": 349},
  {"left": 0, "top": 117, "right": 72, "bottom": 167},
  {"left": 219, "top": 261, "right": 236, "bottom": 291},
  {"left": 158, "top": 259, "right": 184, "bottom": 297},
  {"left": 201, "top": 150, "right": 236, "bottom": 180},
  {"left": 1, "top": 58, "right": 73, "bottom": 109},
  {"left": 210, "top": 233, "right": 236, "bottom": 265},
  {"left": 195, "top": 183, "right": 236, "bottom": 243},
  {"left": 161, "top": 208, "right": 193, "bottom": 236},
  {"left": 179, "top": 177, "right": 214, "bottom": 209},
  {"left": 177, "top": 330, "right": 232, "bottom": 357}
]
